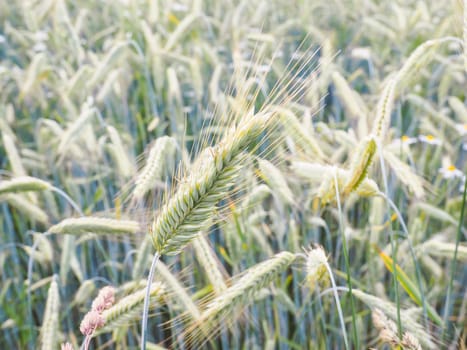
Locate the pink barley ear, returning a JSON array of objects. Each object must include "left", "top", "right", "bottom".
[
  {"left": 79, "top": 310, "right": 105, "bottom": 336},
  {"left": 61, "top": 342, "right": 74, "bottom": 350},
  {"left": 91, "top": 286, "right": 116, "bottom": 312}
]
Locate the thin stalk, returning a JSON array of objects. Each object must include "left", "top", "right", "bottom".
[
  {"left": 377, "top": 147, "right": 402, "bottom": 337},
  {"left": 141, "top": 251, "right": 160, "bottom": 350},
  {"left": 50, "top": 187, "right": 83, "bottom": 215},
  {"left": 441, "top": 176, "right": 467, "bottom": 345},
  {"left": 376, "top": 191, "right": 430, "bottom": 326},
  {"left": 333, "top": 168, "right": 359, "bottom": 350}
]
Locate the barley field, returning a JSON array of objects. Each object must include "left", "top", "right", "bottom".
[{"left": 0, "top": 0, "right": 466, "bottom": 349}]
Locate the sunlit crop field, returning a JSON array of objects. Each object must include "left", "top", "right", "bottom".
[{"left": 1, "top": 0, "right": 466, "bottom": 349}]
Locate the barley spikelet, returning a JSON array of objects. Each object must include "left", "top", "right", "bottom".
[
  {"left": 95, "top": 282, "right": 165, "bottom": 335},
  {"left": 57, "top": 103, "right": 95, "bottom": 158},
  {"left": 40, "top": 275, "right": 60, "bottom": 350},
  {"left": 73, "top": 280, "right": 96, "bottom": 307},
  {"left": 314, "top": 166, "right": 379, "bottom": 205},
  {"left": 132, "top": 136, "right": 177, "bottom": 202},
  {"left": 132, "top": 235, "right": 153, "bottom": 280},
  {"left": 382, "top": 149, "right": 425, "bottom": 198},
  {"left": 0, "top": 176, "right": 51, "bottom": 195},
  {"left": 372, "top": 308, "right": 422, "bottom": 350},
  {"left": 303, "top": 245, "right": 330, "bottom": 291},
  {"left": 373, "top": 37, "right": 460, "bottom": 141},
  {"left": 59, "top": 235, "right": 76, "bottom": 284},
  {"left": 2, "top": 129, "right": 27, "bottom": 177},
  {"left": 186, "top": 252, "right": 295, "bottom": 346},
  {"left": 151, "top": 113, "right": 271, "bottom": 255},
  {"left": 448, "top": 96, "right": 467, "bottom": 123},
  {"left": 239, "top": 184, "right": 271, "bottom": 212},
  {"left": 156, "top": 261, "right": 201, "bottom": 320},
  {"left": 331, "top": 71, "right": 368, "bottom": 119},
  {"left": 48, "top": 217, "right": 141, "bottom": 235},
  {"left": 276, "top": 107, "right": 325, "bottom": 160},
  {"left": 0, "top": 193, "right": 49, "bottom": 224},
  {"left": 342, "top": 136, "right": 377, "bottom": 196},
  {"left": 258, "top": 158, "right": 294, "bottom": 205},
  {"left": 192, "top": 233, "right": 227, "bottom": 294},
  {"left": 373, "top": 77, "right": 396, "bottom": 142},
  {"left": 421, "top": 240, "right": 467, "bottom": 261},
  {"left": 106, "top": 125, "right": 135, "bottom": 178},
  {"left": 352, "top": 289, "right": 435, "bottom": 349}
]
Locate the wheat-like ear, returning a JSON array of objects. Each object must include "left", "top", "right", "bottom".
[
  {"left": 48, "top": 217, "right": 141, "bottom": 235},
  {"left": 155, "top": 261, "right": 201, "bottom": 321},
  {"left": 1, "top": 129, "right": 27, "bottom": 177},
  {"left": 132, "top": 235, "right": 153, "bottom": 280},
  {"left": 257, "top": 158, "right": 295, "bottom": 205},
  {"left": 185, "top": 251, "right": 295, "bottom": 347},
  {"left": 382, "top": 149, "right": 425, "bottom": 198},
  {"left": 106, "top": 125, "right": 135, "bottom": 179},
  {"left": 132, "top": 136, "right": 177, "bottom": 202},
  {"left": 420, "top": 240, "right": 467, "bottom": 261},
  {"left": 331, "top": 71, "right": 368, "bottom": 120},
  {"left": 309, "top": 166, "right": 379, "bottom": 205},
  {"left": 0, "top": 176, "right": 51, "bottom": 195},
  {"left": 372, "top": 37, "right": 462, "bottom": 141},
  {"left": 0, "top": 176, "right": 81, "bottom": 214},
  {"left": 192, "top": 233, "right": 227, "bottom": 294},
  {"left": 151, "top": 113, "right": 271, "bottom": 256},
  {"left": 350, "top": 289, "right": 435, "bottom": 349},
  {"left": 0, "top": 193, "right": 49, "bottom": 224},
  {"left": 276, "top": 107, "right": 325, "bottom": 160},
  {"left": 94, "top": 282, "right": 165, "bottom": 336},
  {"left": 40, "top": 275, "right": 60, "bottom": 350},
  {"left": 342, "top": 136, "right": 377, "bottom": 196}
]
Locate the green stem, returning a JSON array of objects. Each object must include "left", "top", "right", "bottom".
[
  {"left": 333, "top": 169, "right": 359, "bottom": 350},
  {"left": 442, "top": 176, "right": 467, "bottom": 346}
]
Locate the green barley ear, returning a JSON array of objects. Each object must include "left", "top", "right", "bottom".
[
  {"left": 186, "top": 252, "right": 295, "bottom": 347},
  {"left": 192, "top": 233, "right": 227, "bottom": 295},
  {"left": 48, "top": 217, "right": 141, "bottom": 235},
  {"left": 276, "top": 107, "right": 325, "bottom": 160},
  {"left": 372, "top": 308, "right": 422, "bottom": 350},
  {"left": 342, "top": 136, "right": 377, "bottom": 196},
  {"left": 40, "top": 275, "right": 60, "bottom": 350},
  {"left": 331, "top": 71, "right": 368, "bottom": 120},
  {"left": 382, "top": 149, "right": 425, "bottom": 198},
  {"left": 0, "top": 194, "right": 49, "bottom": 224},
  {"left": 304, "top": 245, "right": 330, "bottom": 291},
  {"left": 151, "top": 113, "right": 271, "bottom": 256},
  {"left": 351, "top": 289, "right": 435, "bottom": 349},
  {"left": 132, "top": 136, "right": 177, "bottom": 202},
  {"left": 0, "top": 176, "right": 51, "bottom": 195},
  {"left": 155, "top": 261, "right": 201, "bottom": 320}
]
